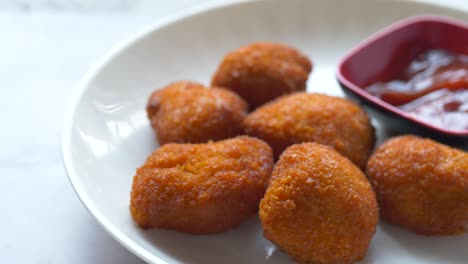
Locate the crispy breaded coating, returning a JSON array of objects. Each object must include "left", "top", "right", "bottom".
[
  {"left": 260, "top": 143, "right": 378, "bottom": 264},
  {"left": 130, "top": 136, "right": 274, "bottom": 234},
  {"left": 147, "top": 81, "right": 248, "bottom": 144},
  {"left": 366, "top": 135, "right": 468, "bottom": 235},
  {"left": 211, "top": 42, "right": 312, "bottom": 109},
  {"left": 243, "top": 92, "right": 375, "bottom": 168}
]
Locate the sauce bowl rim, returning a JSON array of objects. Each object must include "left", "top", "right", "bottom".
[{"left": 337, "top": 15, "right": 468, "bottom": 137}]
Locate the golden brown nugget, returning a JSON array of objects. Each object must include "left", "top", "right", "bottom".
[
  {"left": 211, "top": 42, "right": 312, "bottom": 109},
  {"left": 244, "top": 92, "right": 375, "bottom": 168},
  {"left": 147, "top": 81, "right": 248, "bottom": 145},
  {"left": 366, "top": 135, "right": 468, "bottom": 235},
  {"left": 130, "top": 136, "right": 274, "bottom": 234},
  {"left": 260, "top": 143, "right": 378, "bottom": 264}
]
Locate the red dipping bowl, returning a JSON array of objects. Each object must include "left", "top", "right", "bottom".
[{"left": 337, "top": 15, "right": 468, "bottom": 147}]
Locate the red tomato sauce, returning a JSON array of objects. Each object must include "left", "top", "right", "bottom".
[{"left": 366, "top": 49, "right": 468, "bottom": 131}]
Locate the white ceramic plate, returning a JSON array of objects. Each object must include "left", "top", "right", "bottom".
[{"left": 62, "top": 0, "right": 468, "bottom": 263}]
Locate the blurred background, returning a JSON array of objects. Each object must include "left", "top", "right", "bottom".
[
  {"left": 0, "top": 1, "right": 216, "bottom": 264},
  {"left": 0, "top": 0, "right": 465, "bottom": 263}
]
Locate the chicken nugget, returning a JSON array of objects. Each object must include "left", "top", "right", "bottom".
[
  {"left": 147, "top": 81, "right": 248, "bottom": 144},
  {"left": 244, "top": 92, "right": 375, "bottom": 168},
  {"left": 366, "top": 135, "right": 468, "bottom": 235},
  {"left": 130, "top": 136, "right": 274, "bottom": 234},
  {"left": 260, "top": 143, "right": 378, "bottom": 264},
  {"left": 211, "top": 42, "right": 312, "bottom": 109}
]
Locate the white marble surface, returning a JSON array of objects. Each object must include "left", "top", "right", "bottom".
[{"left": 0, "top": 0, "right": 466, "bottom": 264}]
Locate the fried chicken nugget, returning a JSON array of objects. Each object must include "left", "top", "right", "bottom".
[
  {"left": 244, "top": 92, "right": 375, "bottom": 168},
  {"left": 130, "top": 136, "right": 274, "bottom": 234},
  {"left": 366, "top": 135, "right": 468, "bottom": 235},
  {"left": 211, "top": 42, "right": 312, "bottom": 109},
  {"left": 260, "top": 143, "right": 378, "bottom": 264},
  {"left": 147, "top": 81, "right": 248, "bottom": 145}
]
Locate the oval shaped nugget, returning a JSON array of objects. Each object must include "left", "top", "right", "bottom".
[
  {"left": 130, "top": 136, "right": 274, "bottom": 234},
  {"left": 260, "top": 143, "right": 378, "bottom": 264},
  {"left": 147, "top": 81, "right": 248, "bottom": 145},
  {"left": 211, "top": 42, "right": 312, "bottom": 109},
  {"left": 244, "top": 92, "right": 375, "bottom": 168},
  {"left": 366, "top": 135, "right": 468, "bottom": 235}
]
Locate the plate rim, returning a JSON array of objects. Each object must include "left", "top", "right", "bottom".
[{"left": 61, "top": 0, "right": 467, "bottom": 263}]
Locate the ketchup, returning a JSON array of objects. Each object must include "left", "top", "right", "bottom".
[{"left": 366, "top": 49, "right": 468, "bottom": 131}]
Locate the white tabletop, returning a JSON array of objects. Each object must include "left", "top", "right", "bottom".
[{"left": 0, "top": 0, "right": 466, "bottom": 263}]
